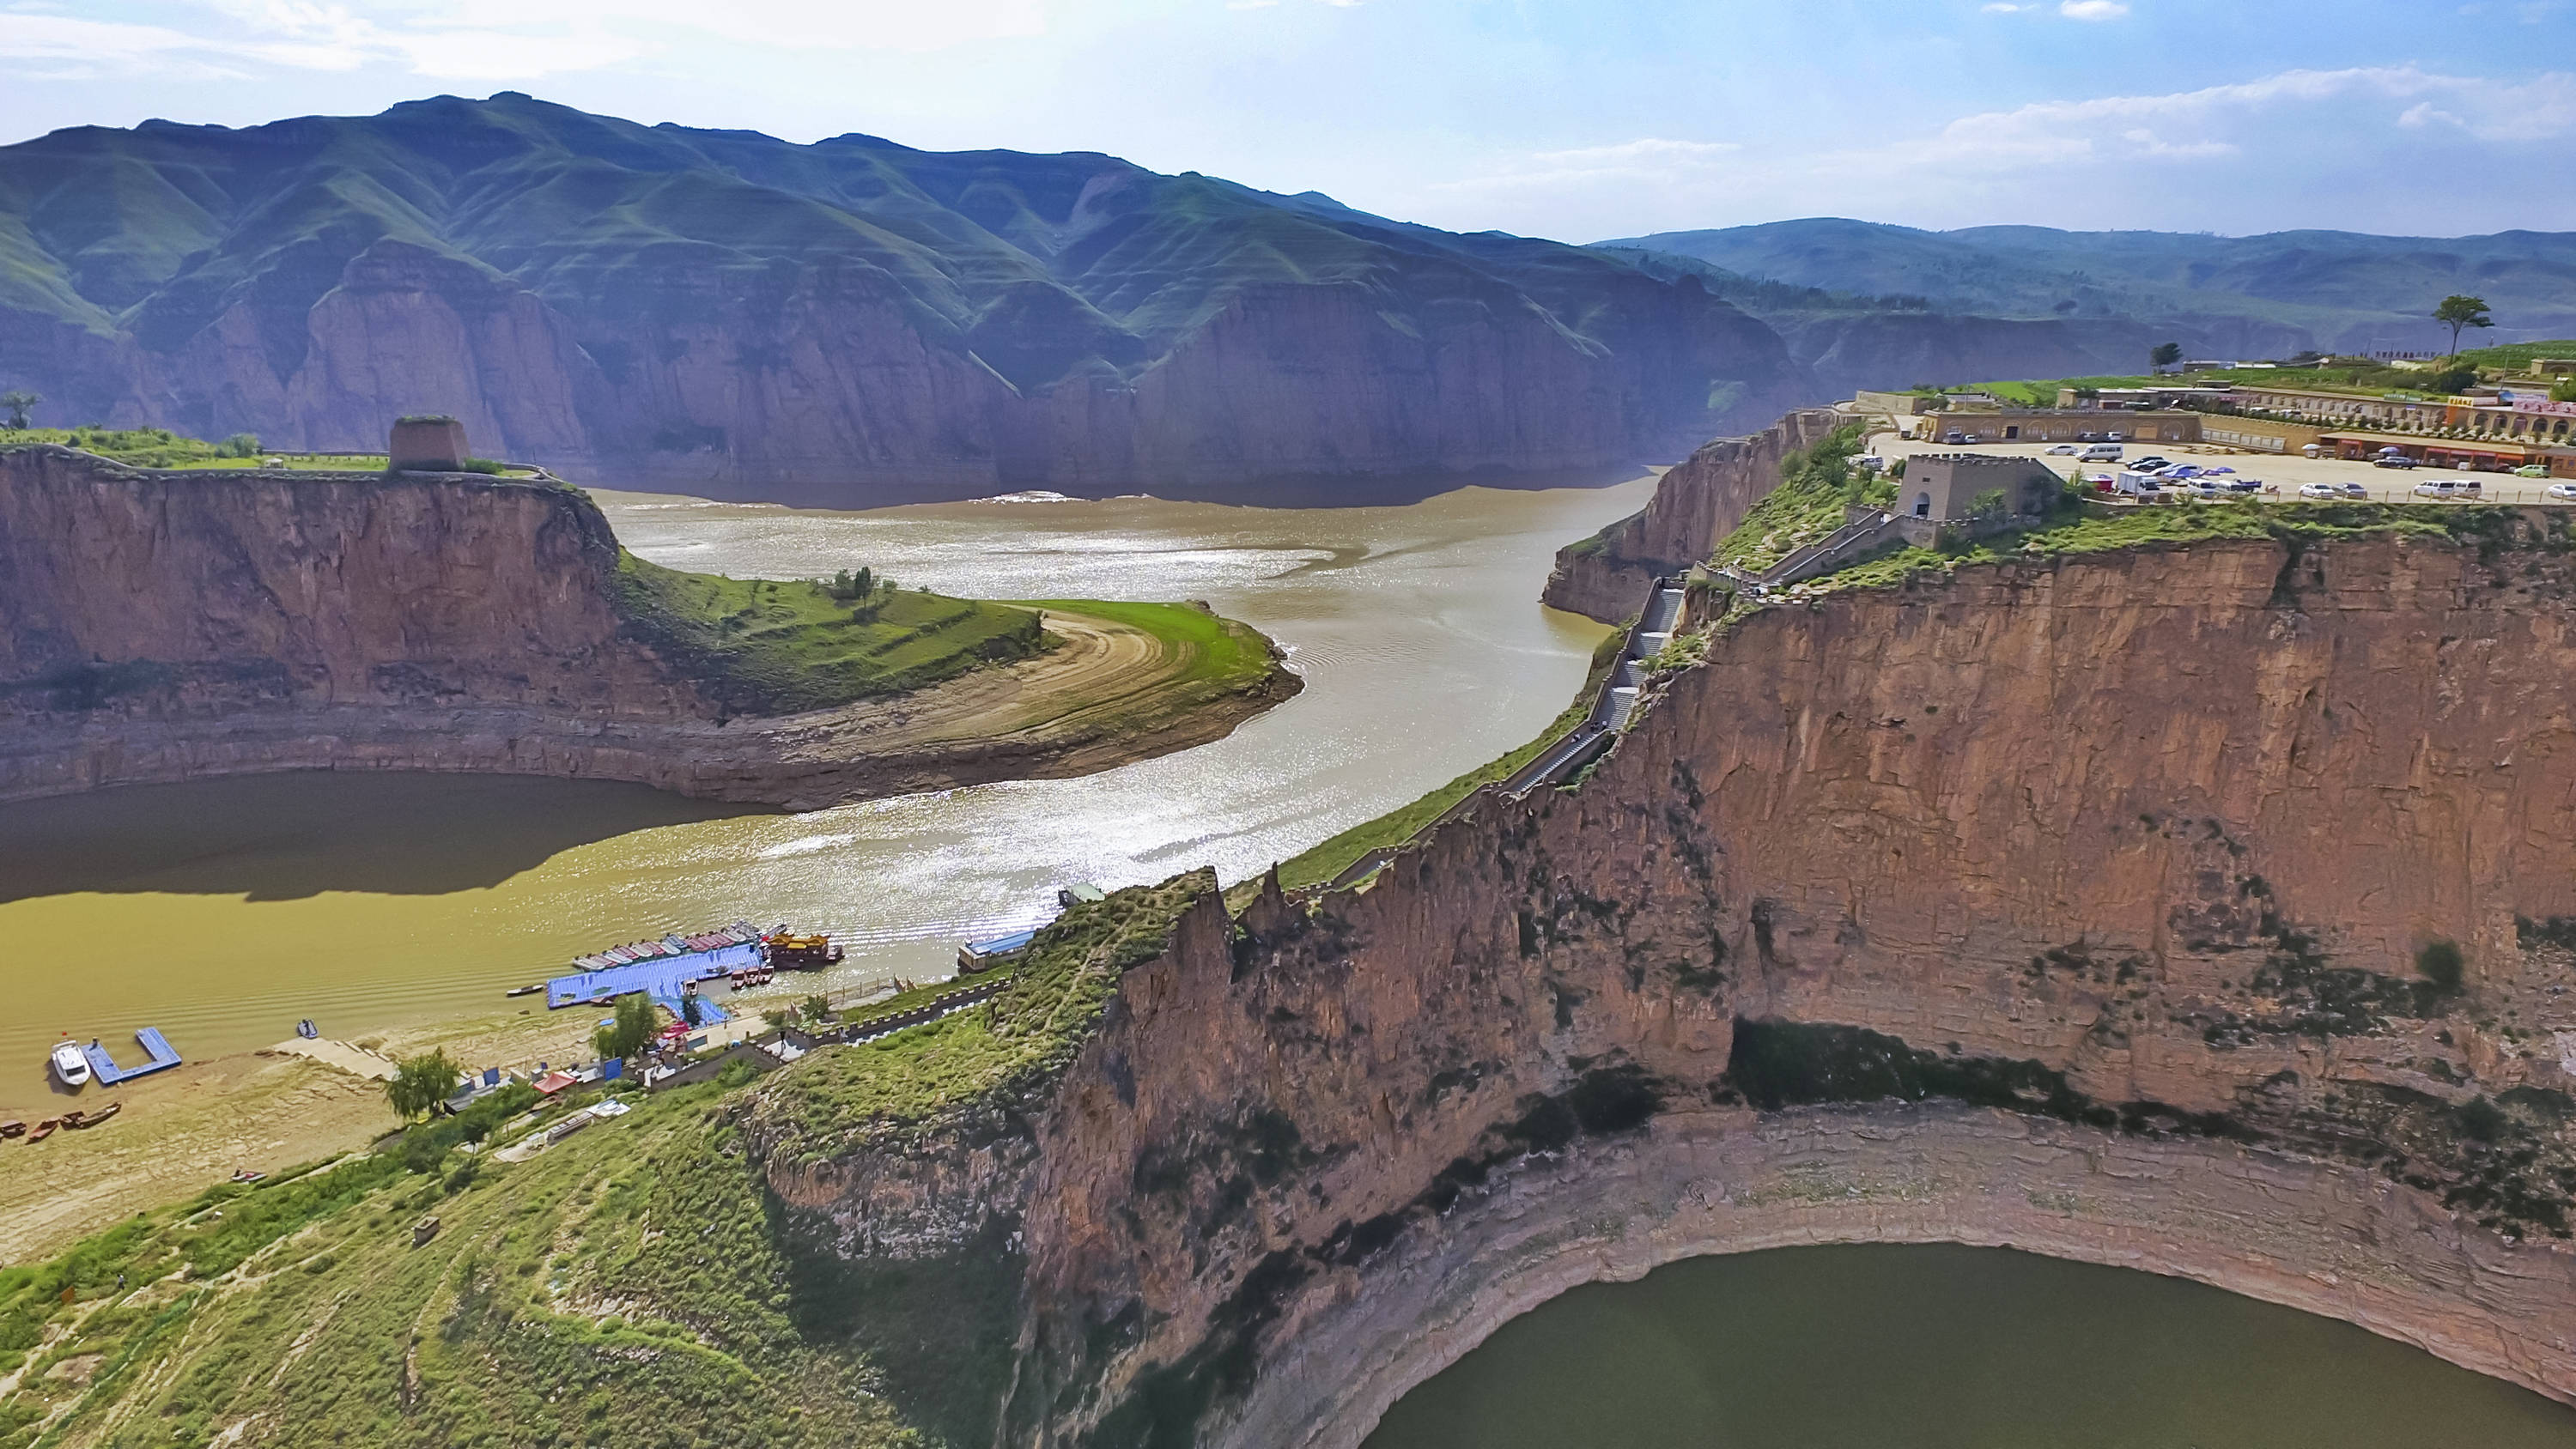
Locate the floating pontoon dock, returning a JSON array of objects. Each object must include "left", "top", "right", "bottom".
[{"left": 82, "top": 1028, "right": 182, "bottom": 1085}]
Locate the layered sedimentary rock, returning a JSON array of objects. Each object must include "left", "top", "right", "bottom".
[
  {"left": 761, "top": 526, "right": 2576, "bottom": 1446},
  {"left": 0, "top": 446, "right": 1292, "bottom": 805},
  {"left": 1542, "top": 406, "right": 1845, "bottom": 621},
  {"left": 0, "top": 96, "right": 1807, "bottom": 505}
]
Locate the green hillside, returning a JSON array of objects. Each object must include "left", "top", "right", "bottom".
[
  {"left": 613, "top": 555, "right": 1050, "bottom": 713},
  {"left": 0, "top": 876, "right": 1208, "bottom": 1449},
  {"left": 0, "top": 94, "right": 1795, "bottom": 482}
]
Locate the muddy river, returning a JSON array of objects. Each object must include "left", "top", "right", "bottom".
[
  {"left": 1362, "top": 1244, "right": 2576, "bottom": 1448},
  {"left": 0, "top": 478, "right": 1646, "bottom": 1076}
]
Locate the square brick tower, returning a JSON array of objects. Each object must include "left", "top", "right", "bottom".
[{"left": 389, "top": 415, "right": 470, "bottom": 472}]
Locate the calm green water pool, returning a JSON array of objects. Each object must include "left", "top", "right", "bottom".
[{"left": 1363, "top": 1244, "right": 2576, "bottom": 1449}]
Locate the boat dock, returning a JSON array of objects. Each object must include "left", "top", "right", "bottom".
[
  {"left": 546, "top": 943, "right": 752, "bottom": 1023},
  {"left": 82, "top": 1028, "right": 182, "bottom": 1085}
]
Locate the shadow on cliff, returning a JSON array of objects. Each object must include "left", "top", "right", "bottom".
[{"left": 0, "top": 771, "right": 773, "bottom": 902}]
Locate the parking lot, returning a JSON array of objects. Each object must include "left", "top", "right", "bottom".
[{"left": 1868, "top": 427, "right": 2574, "bottom": 506}]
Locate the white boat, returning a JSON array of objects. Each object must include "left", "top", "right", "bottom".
[{"left": 50, "top": 1041, "right": 92, "bottom": 1088}]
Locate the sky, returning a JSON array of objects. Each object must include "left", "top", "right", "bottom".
[{"left": 1, "top": 0, "right": 2570, "bottom": 243}]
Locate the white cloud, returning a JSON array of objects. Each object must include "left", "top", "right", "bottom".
[
  {"left": 1431, "top": 65, "right": 2576, "bottom": 238},
  {"left": 2059, "top": 0, "right": 2130, "bottom": 17}
]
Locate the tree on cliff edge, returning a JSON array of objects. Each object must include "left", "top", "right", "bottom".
[
  {"left": 0, "top": 390, "right": 37, "bottom": 429},
  {"left": 2149, "top": 343, "right": 2184, "bottom": 374},
  {"left": 2433, "top": 294, "right": 2494, "bottom": 358}
]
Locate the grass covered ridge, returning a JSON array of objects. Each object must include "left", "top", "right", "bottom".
[
  {"left": 1711, "top": 423, "right": 1884, "bottom": 575},
  {"left": 1, "top": 427, "right": 396, "bottom": 471},
  {"left": 751, "top": 870, "right": 1216, "bottom": 1162},
  {"left": 614, "top": 553, "right": 1050, "bottom": 713},
  {"left": 1778, "top": 499, "right": 2543, "bottom": 598},
  {"left": 3, "top": 871, "right": 1224, "bottom": 1448}
]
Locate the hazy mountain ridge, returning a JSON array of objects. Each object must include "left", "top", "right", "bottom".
[
  {"left": 0, "top": 95, "right": 1805, "bottom": 502},
  {"left": 1601, "top": 218, "right": 2576, "bottom": 357}
]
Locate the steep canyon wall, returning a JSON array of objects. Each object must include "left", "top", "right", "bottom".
[
  {"left": 762, "top": 528, "right": 2576, "bottom": 1447},
  {"left": 1543, "top": 406, "right": 1845, "bottom": 621}
]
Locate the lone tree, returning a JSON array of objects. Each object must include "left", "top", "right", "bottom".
[
  {"left": 0, "top": 391, "right": 37, "bottom": 430},
  {"left": 2149, "top": 342, "right": 2184, "bottom": 374},
  {"left": 385, "top": 1049, "right": 463, "bottom": 1122},
  {"left": 592, "top": 991, "right": 659, "bottom": 1062},
  {"left": 2433, "top": 294, "right": 2494, "bottom": 357}
]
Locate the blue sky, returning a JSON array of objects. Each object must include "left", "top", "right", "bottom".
[{"left": 2, "top": 0, "right": 2569, "bottom": 241}]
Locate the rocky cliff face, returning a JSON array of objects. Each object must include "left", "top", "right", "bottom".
[
  {"left": 1543, "top": 407, "right": 1845, "bottom": 621},
  {"left": 761, "top": 527, "right": 2576, "bottom": 1446},
  {"left": 0, "top": 446, "right": 1293, "bottom": 805}
]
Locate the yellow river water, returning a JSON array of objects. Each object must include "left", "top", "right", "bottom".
[{"left": 0, "top": 478, "right": 1648, "bottom": 1083}]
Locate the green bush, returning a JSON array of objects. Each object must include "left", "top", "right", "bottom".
[{"left": 2415, "top": 939, "right": 2466, "bottom": 995}]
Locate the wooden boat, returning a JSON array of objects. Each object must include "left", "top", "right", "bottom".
[
  {"left": 504, "top": 983, "right": 544, "bottom": 998},
  {"left": 0, "top": 1119, "right": 23, "bottom": 1138},
  {"left": 64, "top": 1101, "right": 121, "bottom": 1129},
  {"left": 27, "top": 1117, "right": 61, "bottom": 1143}
]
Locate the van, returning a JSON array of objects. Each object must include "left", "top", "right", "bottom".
[{"left": 2079, "top": 443, "right": 2123, "bottom": 462}]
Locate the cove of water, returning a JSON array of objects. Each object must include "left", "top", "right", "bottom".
[
  {"left": 0, "top": 479, "right": 1646, "bottom": 1078},
  {"left": 1360, "top": 1243, "right": 2576, "bottom": 1449}
]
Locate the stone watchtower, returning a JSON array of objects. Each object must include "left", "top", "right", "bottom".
[
  {"left": 1900, "top": 452, "right": 2063, "bottom": 523},
  {"left": 388, "top": 415, "right": 470, "bottom": 472}
]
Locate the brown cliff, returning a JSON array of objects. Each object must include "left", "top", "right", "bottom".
[
  {"left": 757, "top": 525, "right": 2576, "bottom": 1446},
  {"left": 1542, "top": 407, "right": 1846, "bottom": 621},
  {"left": 0, "top": 446, "right": 1295, "bottom": 806}
]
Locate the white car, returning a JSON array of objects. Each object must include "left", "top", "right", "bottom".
[
  {"left": 2298, "top": 482, "right": 2341, "bottom": 499},
  {"left": 2547, "top": 482, "right": 2576, "bottom": 501},
  {"left": 2338, "top": 482, "right": 2368, "bottom": 499},
  {"left": 2413, "top": 479, "right": 2480, "bottom": 499},
  {"left": 2045, "top": 444, "right": 2079, "bottom": 456}
]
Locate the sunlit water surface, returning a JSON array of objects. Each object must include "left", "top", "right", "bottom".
[{"left": 0, "top": 479, "right": 1646, "bottom": 1076}]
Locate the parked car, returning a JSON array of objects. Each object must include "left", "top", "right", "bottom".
[
  {"left": 2045, "top": 444, "right": 2079, "bottom": 456},
  {"left": 2547, "top": 482, "right": 2576, "bottom": 501},
  {"left": 2515, "top": 464, "right": 2551, "bottom": 479},
  {"left": 2298, "top": 482, "right": 2341, "bottom": 499},
  {"left": 1855, "top": 454, "right": 1886, "bottom": 471},
  {"left": 2413, "top": 478, "right": 2480, "bottom": 499},
  {"left": 2129, "top": 456, "right": 2171, "bottom": 472},
  {"left": 2338, "top": 482, "right": 2368, "bottom": 498},
  {"left": 2078, "top": 443, "right": 2124, "bottom": 462},
  {"left": 2372, "top": 453, "right": 2417, "bottom": 469},
  {"left": 2188, "top": 481, "right": 2224, "bottom": 498},
  {"left": 2227, "top": 477, "right": 2262, "bottom": 493},
  {"left": 1943, "top": 431, "right": 1967, "bottom": 445}
]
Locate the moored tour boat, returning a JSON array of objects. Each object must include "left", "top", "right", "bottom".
[{"left": 49, "top": 1041, "right": 91, "bottom": 1088}]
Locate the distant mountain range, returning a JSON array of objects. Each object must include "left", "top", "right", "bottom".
[
  {"left": 0, "top": 95, "right": 1805, "bottom": 503},
  {"left": 3, "top": 97, "right": 2568, "bottom": 504},
  {"left": 1598, "top": 220, "right": 2576, "bottom": 380}
]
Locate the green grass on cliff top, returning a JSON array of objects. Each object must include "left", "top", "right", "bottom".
[
  {"left": 0, "top": 427, "right": 397, "bottom": 471},
  {"left": 0, "top": 873, "right": 1216, "bottom": 1449},
  {"left": 750, "top": 870, "right": 1214, "bottom": 1163},
  {"left": 613, "top": 553, "right": 1051, "bottom": 712},
  {"left": 1713, "top": 421, "right": 1881, "bottom": 575},
  {"left": 1782, "top": 498, "right": 2515, "bottom": 598}
]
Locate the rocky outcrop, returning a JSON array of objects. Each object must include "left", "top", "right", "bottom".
[
  {"left": 1542, "top": 407, "right": 1845, "bottom": 621},
  {"left": 0, "top": 446, "right": 1295, "bottom": 806},
  {"left": 762, "top": 525, "right": 2576, "bottom": 1446}
]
